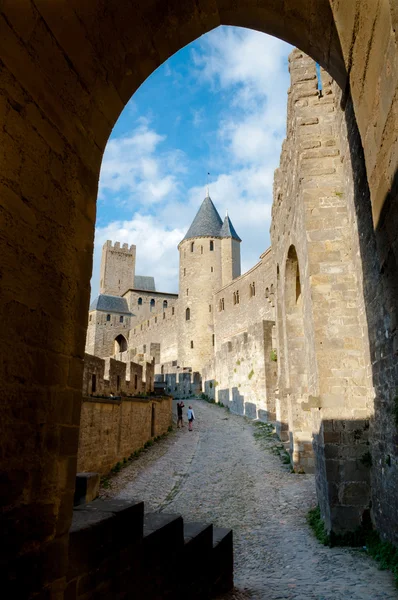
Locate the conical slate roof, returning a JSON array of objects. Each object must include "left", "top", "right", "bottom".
[
  {"left": 220, "top": 215, "right": 241, "bottom": 242},
  {"left": 183, "top": 196, "right": 223, "bottom": 241}
]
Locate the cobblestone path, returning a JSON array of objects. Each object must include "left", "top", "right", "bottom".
[{"left": 102, "top": 399, "right": 397, "bottom": 600}]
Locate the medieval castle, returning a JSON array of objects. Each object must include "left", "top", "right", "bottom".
[{"left": 84, "top": 49, "right": 397, "bottom": 541}]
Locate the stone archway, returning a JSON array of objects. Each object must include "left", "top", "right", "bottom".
[
  {"left": 114, "top": 334, "right": 128, "bottom": 354},
  {"left": 1, "top": 2, "right": 397, "bottom": 597},
  {"left": 283, "top": 245, "right": 313, "bottom": 472}
]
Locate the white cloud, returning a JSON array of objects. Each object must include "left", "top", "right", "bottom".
[{"left": 99, "top": 122, "right": 186, "bottom": 206}]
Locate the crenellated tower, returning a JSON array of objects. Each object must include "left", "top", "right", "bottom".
[
  {"left": 177, "top": 192, "right": 241, "bottom": 372},
  {"left": 100, "top": 240, "right": 136, "bottom": 296}
]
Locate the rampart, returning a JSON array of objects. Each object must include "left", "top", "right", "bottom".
[{"left": 77, "top": 394, "right": 172, "bottom": 474}]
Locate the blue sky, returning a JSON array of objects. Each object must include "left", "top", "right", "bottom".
[{"left": 93, "top": 27, "right": 292, "bottom": 296}]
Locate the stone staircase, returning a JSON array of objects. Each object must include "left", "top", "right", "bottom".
[{"left": 66, "top": 498, "right": 233, "bottom": 599}]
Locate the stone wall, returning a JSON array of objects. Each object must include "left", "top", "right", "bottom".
[
  {"left": 82, "top": 353, "right": 153, "bottom": 396},
  {"left": 155, "top": 361, "right": 202, "bottom": 399},
  {"left": 129, "top": 302, "right": 179, "bottom": 365},
  {"left": 271, "top": 50, "right": 381, "bottom": 532},
  {"left": 77, "top": 395, "right": 172, "bottom": 474},
  {"left": 124, "top": 289, "right": 178, "bottom": 324},
  {"left": 85, "top": 310, "right": 132, "bottom": 357},
  {"left": 208, "top": 321, "right": 277, "bottom": 422},
  {"left": 213, "top": 248, "right": 275, "bottom": 351}
]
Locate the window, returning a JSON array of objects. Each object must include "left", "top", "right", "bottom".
[
  {"left": 134, "top": 328, "right": 136, "bottom": 334},
  {"left": 210, "top": 240, "right": 214, "bottom": 251},
  {"left": 140, "top": 324, "right": 143, "bottom": 331},
  {"left": 186, "top": 288, "right": 189, "bottom": 296},
  {"left": 138, "top": 297, "right": 143, "bottom": 306},
  {"left": 236, "top": 290, "right": 240, "bottom": 304},
  {"left": 150, "top": 298, "right": 155, "bottom": 311},
  {"left": 89, "top": 315, "right": 92, "bottom": 322},
  {"left": 91, "top": 373, "right": 97, "bottom": 394},
  {"left": 190, "top": 340, "right": 194, "bottom": 349},
  {"left": 209, "top": 304, "right": 212, "bottom": 312},
  {"left": 143, "top": 344, "right": 147, "bottom": 353},
  {"left": 120, "top": 315, "right": 124, "bottom": 323},
  {"left": 134, "top": 374, "right": 138, "bottom": 389},
  {"left": 219, "top": 298, "right": 224, "bottom": 311},
  {"left": 163, "top": 300, "right": 168, "bottom": 309},
  {"left": 155, "top": 317, "right": 157, "bottom": 323},
  {"left": 265, "top": 287, "right": 269, "bottom": 298},
  {"left": 233, "top": 292, "right": 236, "bottom": 305},
  {"left": 117, "top": 375, "right": 120, "bottom": 391},
  {"left": 201, "top": 245, "right": 203, "bottom": 254},
  {"left": 186, "top": 307, "right": 190, "bottom": 321},
  {"left": 163, "top": 312, "right": 165, "bottom": 319},
  {"left": 106, "top": 314, "right": 111, "bottom": 322},
  {"left": 191, "top": 242, "right": 194, "bottom": 252},
  {"left": 172, "top": 307, "right": 175, "bottom": 315},
  {"left": 184, "top": 268, "right": 186, "bottom": 276},
  {"left": 211, "top": 266, "right": 213, "bottom": 272},
  {"left": 250, "top": 282, "right": 256, "bottom": 298},
  {"left": 212, "top": 334, "right": 215, "bottom": 346}
]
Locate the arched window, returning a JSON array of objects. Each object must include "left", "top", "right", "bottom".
[
  {"left": 210, "top": 240, "right": 214, "bottom": 251},
  {"left": 114, "top": 334, "right": 127, "bottom": 353},
  {"left": 163, "top": 300, "right": 168, "bottom": 309},
  {"left": 191, "top": 242, "right": 194, "bottom": 252},
  {"left": 106, "top": 314, "right": 111, "bottom": 322},
  {"left": 138, "top": 297, "right": 142, "bottom": 306},
  {"left": 186, "top": 307, "right": 190, "bottom": 321},
  {"left": 150, "top": 298, "right": 155, "bottom": 311},
  {"left": 120, "top": 315, "right": 124, "bottom": 323}
]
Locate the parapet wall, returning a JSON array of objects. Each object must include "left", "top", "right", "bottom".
[
  {"left": 83, "top": 353, "right": 154, "bottom": 396},
  {"left": 77, "top": 395, "right": 172, "bottom": 474}
]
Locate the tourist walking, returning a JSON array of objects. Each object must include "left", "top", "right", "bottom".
[
  {"left": 177, "top": 401, "right": 184, "bottom": 428},
  {"left": 187, "top": 405, "right": 195, "bottom": 431}
]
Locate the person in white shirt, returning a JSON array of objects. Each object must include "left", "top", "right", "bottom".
[{"left": 187, "top": 406, "right": 195, "bottom": 431}]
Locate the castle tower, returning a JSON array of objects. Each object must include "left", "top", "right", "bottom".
[
  {"left": 177, "top": 193, "right": 241, "bottom": 372},
  {"left": 99, "top": 240, "right": 136, "bottom": 297},
  {"left": 220, "top": 213, "right": 241, "bottom": 286}
]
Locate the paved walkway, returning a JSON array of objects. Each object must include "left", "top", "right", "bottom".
[{"left": 102, "top": 399, "right": 397, "bottom": 600}]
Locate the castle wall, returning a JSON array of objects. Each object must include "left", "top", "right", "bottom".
[
  {"left": 85, "top": 309, "right": 132, "bottom": 357},
  {"left": 100, "top": 240, "right": 136, "bottom": 296},
  {"left": 77, "top": 395, "right": 172, "bottom": 474},
  {"left": 213, "top": 249, "right": 275, "bottom": 351},
  {"left": 129, "top": 303, "right": 179, "bottom": 366},
  {"left": 271, "top": 50, "right": 375, "bottom": 529},
  {"left": 82, "top": 353, "right": 152, "bottom": 397},
  {"left": 124, "top": 289, "right": 178, "bottom": 325},
  {"left": 207, "top": 321, "right": 277, "bottom": 422}
]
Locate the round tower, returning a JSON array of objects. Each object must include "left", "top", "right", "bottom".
[{"left": 177, "top": 192, "right": 241, "bottom": 372}]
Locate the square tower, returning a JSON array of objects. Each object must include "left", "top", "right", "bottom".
[{"left": 100, "top": 240, "right": 136, "bottom": 296}]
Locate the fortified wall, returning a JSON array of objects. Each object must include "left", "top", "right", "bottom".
[
  {"left": 78, "top": 353, "right": 172, "bottom": 474},
  {"left": 270, "top": 49, "right": 398, "bottom": 543},
  {"left": 202, "top": 248, "right": 277, "bottom": 420}
]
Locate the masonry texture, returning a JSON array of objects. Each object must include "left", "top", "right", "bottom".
[{"left": 1, "top": 1, "right": 398, "bottom": 597}]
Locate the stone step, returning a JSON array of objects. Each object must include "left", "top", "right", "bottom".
[
  {"left": 180, "top": 522, "right": 214, "bottom": 599},
  {"left": 212, "top": 527, "right": 234, "bottom": 596}
]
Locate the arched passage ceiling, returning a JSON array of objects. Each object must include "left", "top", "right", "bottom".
[{"left": 0, "top": 0, "right": 396, "bottom": 220}]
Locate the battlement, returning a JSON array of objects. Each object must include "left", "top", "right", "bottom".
[{"left": 104, "top": 240, "right": 136, "bottom": 253}]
